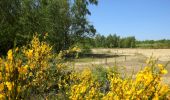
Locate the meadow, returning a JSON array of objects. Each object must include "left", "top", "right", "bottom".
[{"left": 74, "top": 48, "right": 170, "bottom": 84}]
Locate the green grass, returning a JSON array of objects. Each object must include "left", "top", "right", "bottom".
[{"left": 74, "top": 57, "right": 100, "bottom": 62}]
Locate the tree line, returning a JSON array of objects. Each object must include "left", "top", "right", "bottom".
[
  {"left": 0, "top": 0, "right": 98, "bottom": 55},
  {"left": 136, "top": 39, "right": 170, "bottom": 49},
  {"left": 83, "top": 34, "right": 170, "bottom": 49},
  {"left": 83, "top": 34, "right": 136, "bottom": 48}
]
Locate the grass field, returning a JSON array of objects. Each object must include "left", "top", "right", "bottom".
[{"left": 73, "top": 48, "right": 170, "bottom": 84}]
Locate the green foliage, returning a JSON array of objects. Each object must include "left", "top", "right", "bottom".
[
  {"left": 0, "top": 0, "right": 98, "bottom": 55},
  {"left": 90, "top": 34, "right": 136, "bottom": 48},
  {"left": 86, "top": 33, "right": 170, "bottom": 49},
  {"left": 137, "top": 39, "right": 170, "bottom": 48},
  {"left": 92, "top": 66, "right": 108, "bottom": 85},
  {"left": 94, "top": 34, "right": 107, "bottom": 47},
  {"left": 119, "top": 36, "right": 136, "bottom": 48}
]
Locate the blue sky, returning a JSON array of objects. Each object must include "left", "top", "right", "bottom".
[{"left": 88, "top": 0, "right": 170, "bottom": 40}]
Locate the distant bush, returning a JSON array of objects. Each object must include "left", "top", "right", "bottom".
[
  {"left": 137, "top": 39, "right": 170, "bottom": 49},
  {"left": 84, "top": 33, "right": 170, "bottom": 49}
]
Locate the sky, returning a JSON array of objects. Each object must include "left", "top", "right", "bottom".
[{"left": 88, "top": 0, "right": 170, "bottom": 40}]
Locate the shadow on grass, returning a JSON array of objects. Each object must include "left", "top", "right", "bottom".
[{"left": 79, "top": 53, "right": 124, "bottom": 59}]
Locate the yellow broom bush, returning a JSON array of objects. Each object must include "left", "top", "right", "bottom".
[
  {"left": 67, "top": 64, "right": 170, "bottom": 100},
  {"left": 0, "top": 34, "right": 79, "bottom": 99}
]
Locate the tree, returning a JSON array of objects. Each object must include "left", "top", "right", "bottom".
[
  {"left": 0, "top": 0, "right": 98, "bottom": 55},
  {"left": 119, "top": 36, "right": 136, "bottom": 48},
  {"left": 105, "top": 34, "right": 120, "bottom": 48},
  {"left": 95, "top": 34, "right": 106, "bottom": 47},
  {"left": 0, "top": 0, "right": 21, "bottom": 54}
]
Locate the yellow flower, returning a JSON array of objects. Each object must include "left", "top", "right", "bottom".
[
  {"left": 72, "top": 46, "right": 81, "bottom": 52},
  {"left": 15, "top": 47, "right": 19, "bottom": 52},
  {"left": 0, "top": 58, "right": 2, "bottom": 63},
  {"left": 158, "top": 64, "right": 164, "bottom": 70},
  {"left": 27, "top": 49, "right": 33, "bottom": 58},
  {"left": 18, "top": 65, "right": 28, "bottom": 74},
  {"left": 29, "top": 72, "right": 33, "bottom": 77},
  {"left": 153, "top": 93, "right": 159, "bottom": 100},
  {"left": 159, "top": 85, "right": 169, "bottom": 93},
  {"left": 5, "top": 82, "right": 13, "bottom": 91},
  {"left": 0, "top": 94, "right": 5, "bottom": 99},
  {"left": 161, "top": 69, "right": 168, "bottom": 74},
  {"left": 0, "top": 83, "right": 4, "bottom": 92},
  {"left": 5, "top": 62, "right": 10, "bottom": 72},
  {"left": 35, "top": 52, "right": 39, "bottom": 60},
  {"left": 80, "top": 86, "right": 87, "bottom": 93},
  {"left": 7, "top": 49, "right": 13, "bottom": 60},
  {"left": 30, "top": 64, "right": 35, "bottom": 70},
  {"left": 137, "top": 89, "right": 143, "bottom": 95},
  {"left": 17, "top": 86, "right": 21, "bottom": 93},
  {"left": 0, "top": 73, "right": 2, "bottom": 81},
  {"left": 41, "top": 44, "right": 47, "bottom": 52}
]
